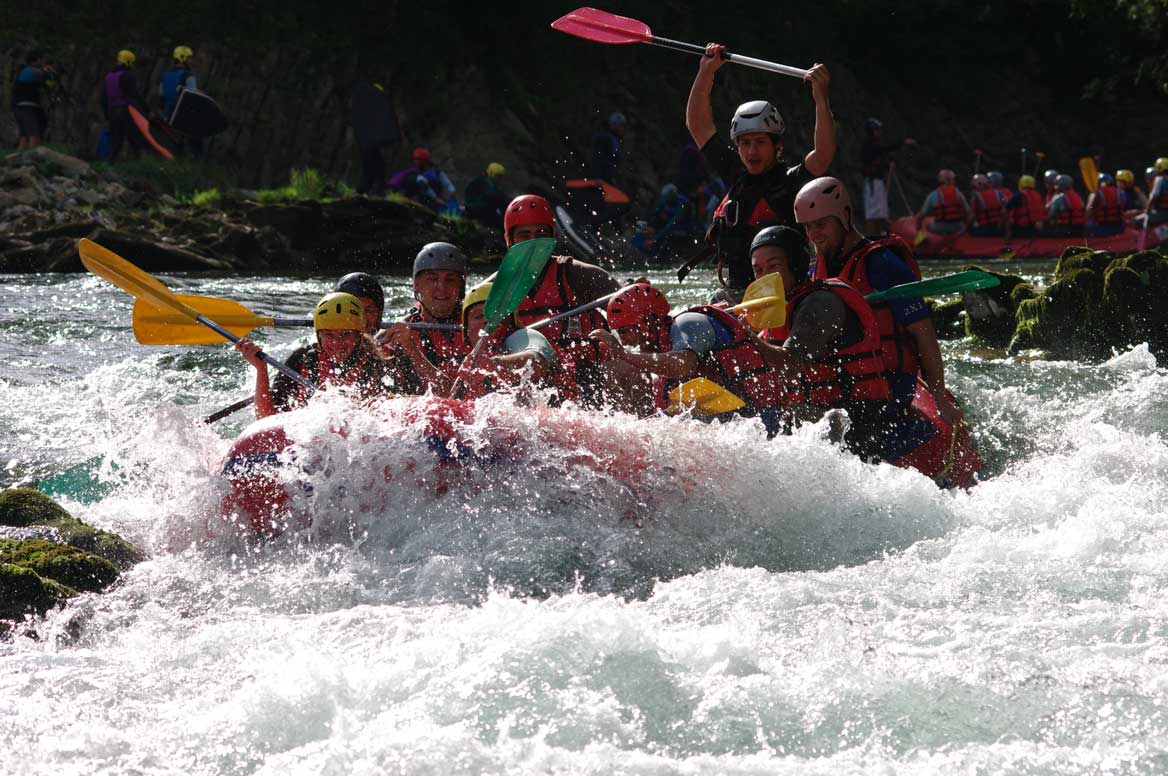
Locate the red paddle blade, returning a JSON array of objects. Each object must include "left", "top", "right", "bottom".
[{"left": 550, "top": 7, "right": 652, "bottom": 45}]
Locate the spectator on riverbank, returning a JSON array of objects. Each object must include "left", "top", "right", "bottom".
[
  {"left": 11, "top": 50, "right": 57, "bottom": 150},
  {"left": 860, "top": 117, "right": 915, "bottom": 233},
  {"left": 101, "top": 50, "right": 148, "bottom": 161},
  {"left": 387, "top": 147, "right": 457, "bottom": 213},
  {"left": 590, "top": 111, "right": 625, "bottom": 184},
  {"left": 464, "top": 162, "right": 508, "bottom": 229}
]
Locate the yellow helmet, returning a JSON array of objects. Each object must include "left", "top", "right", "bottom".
[
  {"left": 1019, "top": 174, "right": 1037, "bottom": 190},
  {"left": 1115, "top": 169, "right": 1134, "bottom": 185},
  {"left": 487, "top": 162, "right": 505, "bottom": 178},
  {"left": 173, "top": 45, "right": 194, "bottom": 62},
  {"left": 117, "top": 50, "right": 136, "bottom": 66},
  {"left": 1156, "top": 157, "right": 1168, "bottom": 173},
  {"left": 313, "top": 292, "right": 365, "bottom": 332},
  {"left": 461, "top": 282, "right": 492, "bottom": 337}
]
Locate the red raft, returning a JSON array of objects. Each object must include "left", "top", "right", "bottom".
[
  {"left": 891, "top": 216, "right": 1167, "bottom": 258},
  {"left": 896, "top": 382, "right": 982, "bottom": 489}
]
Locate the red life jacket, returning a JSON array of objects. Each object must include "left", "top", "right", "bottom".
[
  {"left": 282, "top": 344, "right": 391, "bottom": 410},
  {"left": 514, "top": 255, "right": 609, "bottom": 366},
  {"left": 1153, "top": 174, "right": 1168, "bottom": 212},
  {"left": 402, "top": 309, "right": 468, "bottom": 366},
  {"left": 931, "top": 185, "right": 964, "bottom": 222},
  {"left": 1009, "top": 189, "right": 1046, "bottom": 227},
  {"left": 811, "top": 235, "right": 922, "bottom": 380},
  {"left": 687, "top": 304, "right": 785, "bottom": 411},
  {"left": 782, "top": 281, "right": 891, "bottom": 408},
  {"left": 972, "top": 189, "right": 1003, "bottom": 227},
  {"left": 1093, "top": 186, "right": 1123, "bottom": 225},
  {"left": 1050, "top": 191, "right": 1085, "bottom": 227}
]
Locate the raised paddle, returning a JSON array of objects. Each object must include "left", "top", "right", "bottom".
[
  {"left": 1079, "top": 157, "right": 1099, "bottom": 193},
  {"left": 133, "top": 294, "right": 458, "bottom": 346},
  {"left": 449, "top": 237, "right": 557, "bottom": 398},
  {"left": 864, "top": 269, "right": 1000, "bottom": 303},
  {"left": 77, "top": 238, "right": 315, "bottom": 393},
  {"left": 551, "top": 7, "right": 809, "bottom": 79},
  {"left": 666, "top": 377, "right": 746, "bottom": 416}
]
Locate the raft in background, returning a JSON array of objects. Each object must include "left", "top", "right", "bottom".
[{"left": 892, "top": 216, "right": 1167, "bottom": 258}]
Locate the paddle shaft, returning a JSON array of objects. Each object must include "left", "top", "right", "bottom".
[
  {"left": 196, "top": 314, "right": 315, "bottom": 393},
  {"left": 650, "top": 36, "right": 808, "bottom": 78}
]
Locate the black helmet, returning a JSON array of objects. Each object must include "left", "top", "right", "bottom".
[
  {"left": 750, "top": 226, "right": 812, "bottom": 282},
  {"left": 334, "top": 272, "right": 384, "bottom": 317},
  {"left": 864, "top": 117, "right": 883, "bottom": 132}
]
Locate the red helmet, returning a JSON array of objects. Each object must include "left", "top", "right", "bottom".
[
  {"left": 412, "top": 147, "right": 431, "bottom": 163},
  {"left": 794, "top": 177, "right": 852, "bottom": 226},
  {"left": 606, "top": 284, "right": 670, "bottom": 330},
  {"left": 504, "top": 194, "right": 555, "bottom": 240}
]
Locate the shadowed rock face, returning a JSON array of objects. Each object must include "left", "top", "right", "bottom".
[{"left": 0, "top": 488, "right": 144, "bottom": 628}]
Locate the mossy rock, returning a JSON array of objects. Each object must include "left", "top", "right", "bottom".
[
  {"left": 960, "top": 264, "right": 1029, "bottom": 347},
  {"left": 1010, "top": 282, "right": 1038, "bottom": 306},
  {"left": 929, "top": 298, "right": 966, "bottom": 340},
  {"left": 1054, "top": 248, "right": 1113, "bottom": 280},
  {"left": 0, "top": 539, "right": 118, "bottom": 594},
  {"left": 0, "top": 563, "right": 74, "bottom": 619},
  {"left": 0, "top": 489, "right": 144, "bottom": 570}
]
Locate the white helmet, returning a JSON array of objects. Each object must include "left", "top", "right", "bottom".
[{"left": 730, "top": 101, "right": 785, "bottom": 141}]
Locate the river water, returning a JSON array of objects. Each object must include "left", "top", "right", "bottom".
[{"left": 3, "top": 260, "right": 1168, "bottom": 775}]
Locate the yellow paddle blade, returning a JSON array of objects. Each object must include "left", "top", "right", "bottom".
[
  {"left": 78, "top": 239, "right": 202, "bottom": 322},
  {"left": 666, "top": 377, "right": 746, "bottom": 416},
  {"left": 729, "top": 272, "right": 786, "bottom": 329},
  {"left": 1079, "top": 157, "right": 1099, "bottom": 192},
  {"left": 133, "top": 295, "right": 275, "bottom": 345},
  {"left": 914, "top": 229, "right": 928, "bottom": 247}
]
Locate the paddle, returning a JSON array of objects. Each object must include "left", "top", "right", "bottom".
[
  {"left": 666, "top": 377, "right": 745, "bottom": 416},
  {"left": 1020, "top": 148, "right": 1028, "bottom": 178},
  {"left": 728, "top": 272, "right": 786, "bottom": 329},
  {"left": 448, "top": 237, "right": 557, "bottom": 398},
  {"left": 974, "top": 148, "right": 984, "bottom": 175},
  {"left": 1079, "top": 157, "right": 1099, "bottom": 193},
  {"left": 77, "top": 238, "right": 315, "bottom": 394},
  {"left": 864, "top": 269, "right": 1000, "bottom": 303},
  {"left": 1031, "top": 151, "right": 1045, "bottom": 179},
  {"left": 551, "top": 7, "right": 809, "bottom": 79},
  {"left": 133, "top": 294, "right": 458, "bottom": 346}
]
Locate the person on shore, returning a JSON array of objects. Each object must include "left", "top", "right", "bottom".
[
  {"left": 1115, "top": 169, "right": 1147, "bottom": 211},
  {"left": 376, "top": 242, "right": 471, "bottom": 396},
  {"left": 159, "top": 46, "right": 196, "bottom": 120},
  {"left": 450, "top": 281, "right": 562, "bottom": 402},
  {"left": 499, "top": 194, "right": 625, "bottom": 407},
  {"left": 1044, "top": 174, "right": 1085, "bottom": 237},
  {"left": 11, "top": 50, "right": 57, "bottom": 151},
  {"left": 158, "top": 45, "right": 202, "bottom": 157},
  {"left": 387, "top": 147, "right": 456, "bottom": 212},
  {"left": 234, "top": 293, "right": 394, "bottom": 418},
  {"left": 802, "top": 177, "right": 958, "bottom": 426},
  {"left": 685, "top": 42, "right": 834, "bottom": 300},
  {"left": 590, "top": 111, "right": 626, "bottom": 184},
  {"left": 860, "top": 117, "right": 916, "bottom": 234},
  {"left": 463, "top": 163, "right": 508, "bottom": 229},
  {"left": 969, "top": 173, "right": 1005, "bottom": 236},
  {"left": 915, "top": 169, "right": 970, "bottom": 236},
  {"left": 1142, "top": 157, "right": 1168, "bottom": 227},
  {"left": 1004, "top": 175, "right": 1045, "bottom": 238},
  {"left": 101, "top": 50, "right": 149, "bottom": 161},
  {"left": 1085, "top": 173, "right": 1125, "bottom": 236}
]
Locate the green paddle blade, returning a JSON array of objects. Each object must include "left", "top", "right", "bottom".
[
  {"left": 483, "top": 237, "right": 556, "bottom": 333},
  {"left": 865, "top": 270, "right": 1000, "bottom": 303}
]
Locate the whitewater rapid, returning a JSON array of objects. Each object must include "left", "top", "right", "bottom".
[{"left": 3, "top": 266, "right": 1168, "bottom": 775}]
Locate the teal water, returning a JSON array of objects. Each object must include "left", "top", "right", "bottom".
[{"left": 3, "top": 261, "right": 1168, "bottom": 775}]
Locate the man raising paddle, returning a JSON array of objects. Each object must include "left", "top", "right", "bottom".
[{"left": 686, "top": 44, "right": 835, "bottom": 301}]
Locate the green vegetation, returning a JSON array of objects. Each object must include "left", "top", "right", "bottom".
[{"left": 91, "top": 157, "right": 236, "bottom": 198}]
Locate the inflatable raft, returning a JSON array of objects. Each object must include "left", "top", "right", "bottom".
[
  {"left": 891, "top": 216, "right": 1167, "bottom": 258},
  {"left": 217, "top": 386, "right": 981, "bottom": 536}
]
